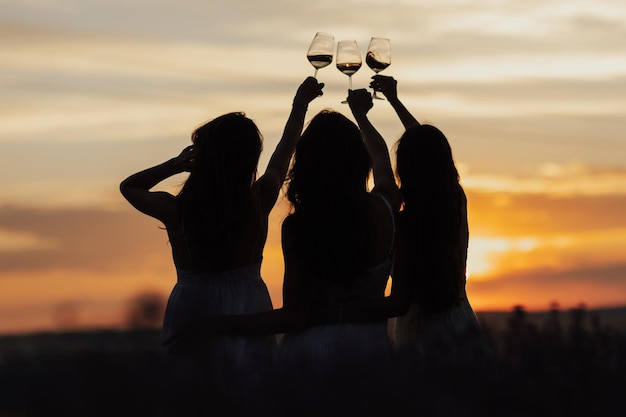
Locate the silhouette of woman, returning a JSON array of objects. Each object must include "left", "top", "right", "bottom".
[
  {"left": 368, "top": 75, "right": 492, "bottom": 359},
  {"left": 277, "top": 93, "right": 401, "bottom": 380},
  {"left": 119, "top": 76, "right": 323, "bottom": 414},
  {"left": 370, "top": 75, "right": 497, "bottom": 414}
]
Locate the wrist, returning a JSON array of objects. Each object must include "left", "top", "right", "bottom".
[
  {"left": 166, "top": 158, "right": 185, "bottom": 174},
  {"left": 292, "top": 99, "right": 309, "bottom": 110}
]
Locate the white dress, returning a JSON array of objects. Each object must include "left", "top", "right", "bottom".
[
  {"left": 393, "top": 196, "right": 494, "bottom": 364},
  {"left": 390, "top": 197, "right": 497, "bottom": 414},
  {"left": 159, "top": 263, "right": 276, "bottom": 402},
  {"left": 394, "top": 285, "right": 493, "bottom": 362}
]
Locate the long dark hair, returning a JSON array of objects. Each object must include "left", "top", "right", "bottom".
[
  {"left": 178, "top": 112, "right": 262, "bottom": 272},
  {"left": 286, "top": 110, "right": 371, "bottom": 284},
  {"left": 395, "top": 124, "right": 466, "bottom": 311}
]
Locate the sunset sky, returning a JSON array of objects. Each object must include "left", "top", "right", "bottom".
[{"left": 1, "top": 0, "right": 625, "bottom": 335}]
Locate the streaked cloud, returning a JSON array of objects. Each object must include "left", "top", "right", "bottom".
[
  {"left": 0, "top": 228, "right": 57, "bottom": 252},
  {"left": 468, "top": 262, "right": 626, "bottom": 311},
  {"left": 462, "top": 163, "right": 626, "bottom": 196}
]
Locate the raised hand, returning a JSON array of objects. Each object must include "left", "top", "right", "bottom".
[
  {"left": 347, "top": 88, "right": 373, "bottom": 117},
  {"left": 172, "top": 145, "right": 196, "bottom": 173},
  {"left": 293, "top": 76, "right": 325, "bottom": 107},
  {"left": 370, "top": 75, "right": 398, "bottom": 101}
]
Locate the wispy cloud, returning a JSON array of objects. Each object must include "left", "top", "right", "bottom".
[
  {"left": 462, "top": 163, "right": 626, "bottom": 196},
  {"left": 468, "top": 261, "right": 626, "bottom": 311}
]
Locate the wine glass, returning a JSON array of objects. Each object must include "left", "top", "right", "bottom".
[
  {"left": 366, "top": 37, "right": 391, "bottom": 99},
  {"left": 336, "top": 40, "right": 362, "bottom": 103},
  {"left": 306, "top": 32, "right": 334, "bottom": 78}
]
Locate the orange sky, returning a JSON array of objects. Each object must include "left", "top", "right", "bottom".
[
  {"left": 1, "top": 181, "right": 624, "bottom": 334},
  {"left": 1, "top": 0, "right": 625, "bottom": 334}
]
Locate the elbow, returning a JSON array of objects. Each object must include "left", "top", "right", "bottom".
[{"left": 119, "top": 178, "right": 131, "bottom": 197}]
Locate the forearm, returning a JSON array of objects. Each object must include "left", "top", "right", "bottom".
[
  {"left": 120, "top": 159, "right": 181, "bottom": 194},
  {"left": 213, "top": 305, "right": 309, "bottom": 336},
  {"left": 264, "top": 77, "right": 322, "bottom": 184},
  {"left": 352, "top": 112, "right": 395, "bottom": 183},
  {"left": 264, "top": 101, "right": 308, "bottom": 181},
  {"left": 312, "top": 295, "right": 409, "bottom": 326},
  {"left": 387, "top": 96, "right": 419, "bottom": 129}
]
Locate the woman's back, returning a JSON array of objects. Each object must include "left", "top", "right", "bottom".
[
  {"left": 278, "top": 190, "right": 396, "bottom": 371},
  {"left": 166, "top": 188, "right": 269, "bottom": 274},
  {"left": 276, "top": 191, "right": 396, "bottom": 415},
  {"left": 299, "top": 192, "right": 395, "bottom": 303},
  {"left": 393, "top": 190, "right": 480, "bottom": 350}
]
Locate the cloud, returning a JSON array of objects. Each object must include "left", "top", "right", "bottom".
[
  {"left": 0, "top": 229, "right": 57, "bottom": 252},
  {"left": 468, "top": 261, "right": 626, "bottom": 311},
  {"left": 0, "top": 205, "right": 171, "bottom": 273},
  {"left": 0, "top": 198, "right": 290, "bottom": 275},
  {"left": 466, "top": 187, "right": 626, "bottom": 236},
  {"left": 463, "top": 164, "right": 626, "bottom": 197}
]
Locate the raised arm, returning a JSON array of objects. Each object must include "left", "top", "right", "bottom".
[
  {"left": 347, "top": 88, "right": 401, "bottom": 211},
  {"left": 370, "top": 75, "right": 419, "bottom": 129},
  {"left": 255, "top": 76, "right": 324, "bottom": 214},
  {"left": 119, "top": 145, "right": 194, "bottom": 225}
]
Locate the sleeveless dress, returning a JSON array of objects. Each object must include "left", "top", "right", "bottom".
[
  {"left": 160, "top": 263, "right": 275, "bottom": 380},
  {"left": 157, "top": 213, "right": 276, "bottom": 414},
  {"left": 391, "top": 195, "right": 497, "bottom": 415},
  {"left": 275, "top": 195, "right": 396, "bottom": 413},
  {"left": 393, "top": 194, "right": 494, "bottom": 363}
]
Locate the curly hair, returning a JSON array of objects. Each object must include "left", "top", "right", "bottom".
[{"left": 286, "top": 110, "right": 372, "bottom": 285}]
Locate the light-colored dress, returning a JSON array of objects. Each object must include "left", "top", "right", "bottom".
[
  {"left": 160, "top": 263, "right": 276, "bottom": 390},
  {"left": 394, "top": 195, "right": 494, "bottom": 363},
  {"left": 390, "top": 197, "right": 497, "bottom": 414},
  {"left": 394, "top": 285, "right": 492, "bottom": 362}
]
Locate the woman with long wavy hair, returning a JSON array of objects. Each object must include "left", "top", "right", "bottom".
[
  {"left": 119, "top": 77, "right": 323, "bottom": 414},
  {"left": 368, "top": 75, "right": 491, "bottom": 358}
]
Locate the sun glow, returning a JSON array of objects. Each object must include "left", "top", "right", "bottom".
[{"left": 466, "top": 236, "right": 539, "bottom": 279}]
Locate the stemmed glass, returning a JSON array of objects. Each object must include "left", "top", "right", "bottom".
[
  {"left": 306, "top": 32, "right": 334, "bottom": 78},
  {"left": 366, "top": 37, "right": 391, "bottom": 99},
  {"left": 336, "top": 40, "right": 362, "bottom": 103}
]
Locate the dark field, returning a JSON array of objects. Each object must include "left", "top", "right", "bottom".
[{"left": 1, "top": 305, "right": 625, "bottom": 417}]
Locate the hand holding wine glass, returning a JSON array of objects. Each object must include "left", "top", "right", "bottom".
[
  {"left": 369, "top": 75, "right": 398, "bottom": 102},
  {"left": 307, "top": 32, "right": 334, "bottom": 78},
  {"left": 366, "top": 37, "right": 391, "bottom": 99},
  {"left": 336, "top": 40, "right": 362, "bottom": 103}
]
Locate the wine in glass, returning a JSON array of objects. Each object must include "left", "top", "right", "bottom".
[
  {"left": 306, "top": 32, "right": 334, "bottom": 78},
  {"left": 366, "top": 37, "right": 391, "bottom": 99},
  {"left": 336, "top": 40, "right": 362, "bottom": 103}
]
